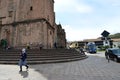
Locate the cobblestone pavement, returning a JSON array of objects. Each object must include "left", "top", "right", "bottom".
[{"left": 0, "top": 52, "right": 120, "bottom": 80}]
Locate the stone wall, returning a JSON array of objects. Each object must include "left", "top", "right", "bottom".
[
  {"left": 0, "top": 0, "right": 66, "bottom": 49},
  {"left": 57, "top": 24, "right": 66, "bottom": 48},
  {"left": 0, "top": 0, "right": 54, "bottom": 24},
  {"left": 0, "top": 19, "right": 55, "bottom": 49}
]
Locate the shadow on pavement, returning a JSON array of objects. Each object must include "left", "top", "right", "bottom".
[
  {"left": 19, "top": 71, "right": 29, "bottom": 78},
  {"left": 29, "top": 52, "right": 120, "bottom": 80}
]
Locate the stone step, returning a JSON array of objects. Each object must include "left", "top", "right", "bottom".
[
  {"left": 0, "top": 49, "right": 87, "bottom": 64},
  {"left": 0, "top": 53, "right": 81, "bottom": 56},
  {"left": 0, "top": 52, "right": 80, "bottom": 54},
  {"left": 0, "top": 56, "right": 87, "bottom": 64},
  {"left": 0, "top": 51, "right": 79, "bottom": 54},
  {"left": 1, "top": 49, "right": 76, "bottom": 53},
  {"left": 0, "top": 55, "right": 85, "bottom": 60},
  {"left": 0, "top": 54, "right": 82, "bottom": 58}
]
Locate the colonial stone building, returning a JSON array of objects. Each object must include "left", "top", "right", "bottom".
[
  {"left": 0, "top": 0, "right": 66, "bottom": 49},
  {"left": 56, "top": 24, "right": 66, "bottom": 48}
]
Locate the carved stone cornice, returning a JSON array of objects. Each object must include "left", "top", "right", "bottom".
[{"left": 1, "top": 18, "right": 55, "bottom": 30}]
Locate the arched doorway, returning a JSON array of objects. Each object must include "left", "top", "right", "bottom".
[
  {"left": 0, "top": 39, "right": 7, "bottom": 49},
  {"left": 0, "top": 29, "right": 11, "bottom": 49}
]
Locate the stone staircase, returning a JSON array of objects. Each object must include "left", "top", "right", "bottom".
[{"left": 0, "top": 49, "right": 87, "bottom": 64}]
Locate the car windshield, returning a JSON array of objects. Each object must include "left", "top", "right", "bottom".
[{"left": 112, "top": 49, "right": 120, "bottom": 55}]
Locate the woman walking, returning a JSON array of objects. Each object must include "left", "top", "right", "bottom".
[{"left": 19, "top": 48, "right": 29, "bottom": 72}]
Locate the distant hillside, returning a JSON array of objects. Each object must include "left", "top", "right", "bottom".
[{"left": 109, "top": 33, "right": 120, "bottom": 39}]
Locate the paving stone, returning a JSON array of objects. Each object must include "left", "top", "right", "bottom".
[{"left": 0, "top": 52, "right": 120, "bottom": 80}]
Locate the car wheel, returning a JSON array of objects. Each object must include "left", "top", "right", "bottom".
[{"left": 114, "top": 57, "right": 118, "bottom": 62}]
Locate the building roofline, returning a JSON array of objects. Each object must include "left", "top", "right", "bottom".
[{"left": 112, "top": 38, "right": 120, "bottom": 42}]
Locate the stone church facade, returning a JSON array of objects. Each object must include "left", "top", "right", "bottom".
[{"left": 0, "top": 0, "right": 66, "bottom": 49}]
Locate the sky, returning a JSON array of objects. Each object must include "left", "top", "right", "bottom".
[{"left": 54, "top": 0, "right": 120, "bottom": 41}]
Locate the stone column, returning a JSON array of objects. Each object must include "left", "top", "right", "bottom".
[{"left": 43, "top": 21, "right": 48, "bottom": 49}]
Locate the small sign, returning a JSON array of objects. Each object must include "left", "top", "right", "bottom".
[{"left": 101, "top": 30, "right": 110, "bottom": 37}]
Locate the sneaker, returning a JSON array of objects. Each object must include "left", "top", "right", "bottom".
[{"left": 19, "top": 70, "right": 22, "bottom": 72}]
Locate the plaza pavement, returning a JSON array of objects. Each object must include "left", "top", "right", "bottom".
[{"left": 0, "top": 52, "right": 120, "bottom": 80}]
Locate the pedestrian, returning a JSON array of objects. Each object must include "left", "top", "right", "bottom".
[
  {"left": 39, "top": 43, "right": 43, "bottom": 50},
  {"left": 26, "top": 43, "right": 30, "bottom": 49},
  {"left": 107, "top": 55, "right": 110, "bottom": 63},
  {"left": 19, "top": 48, "right": 29, "bottom": 72},
  {"left": 105, "top": 50, "right": 110, "bottom": 63},
  {"left": 54, "top": 42, "right": 57, "bottom": 49},
  {"left": 80, "top": 47, "right": 85, "bottom": 54}
]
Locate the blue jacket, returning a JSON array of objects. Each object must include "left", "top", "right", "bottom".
[{"left": 21, "top": 53, "right": 27, "bottom": 61}]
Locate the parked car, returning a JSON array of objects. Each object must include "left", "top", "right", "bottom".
[{"left": 105, "top": 48, "right": 120, "bottom": 62}]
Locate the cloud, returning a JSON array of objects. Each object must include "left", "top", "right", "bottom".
[
  {"left": 54, "top": 0, "right": 75, "bottom": 12},
  {"left": 60, "top": 17, "right": 120, "bottom": 41},
  {"left": 54, "top": 0, "right": 94, "bottom": 13},
  {"left": 109, "top": 0, "right": 120, "bottom": 5},
  {"left": 55, "top": 0, "right": 120, "bottom": 41},
  {"left": 75, "top": 4, "right": 94, "bottom": 13},
  {"left": 63, "top": 25, "right": 102, "bottom": 41},
  {"left": 92, "top": 0, "right": 120, "bottom": 7},
  {"left": 62, "top": 22, "right": 120, "bottom": 41},
  {"left": 103, "top": 16, "right": 120, "bottom": 33}
]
